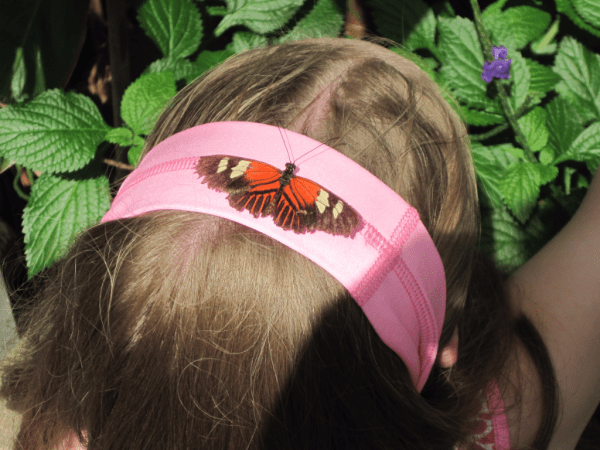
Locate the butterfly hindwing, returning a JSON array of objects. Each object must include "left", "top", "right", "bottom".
[
  {"left": 279, "top": 177, "right": 359, "bottom": 236},
  {"left": 196, "top": 155, "right": 360, "bottom": 236}
]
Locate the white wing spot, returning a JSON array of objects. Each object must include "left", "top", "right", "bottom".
[
  {"left": 332, "top": 201, "right": 344, "bottom": 219},
  {"left": 230, "top": 160, "right": 251, "bottom": 178},
  {"left": 316, "top": 190, "right": 330, "bottom": 213},
  {"left": 216, "top": 157, "right": 229, "bottom": 173}
]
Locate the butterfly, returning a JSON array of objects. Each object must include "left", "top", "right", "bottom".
[{"left": 195, "top": 151, "right": 361, "bottom": 237}]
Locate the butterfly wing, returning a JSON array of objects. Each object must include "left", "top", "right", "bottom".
[
  {"left": 196, "top": 156, "right": 360, "bottom": 236},
  {"left": 195, "top": 155, "right": 282, "bottom": 218},
  {"left": 273, "top": 176, "right": 360, "bottom": 237}
]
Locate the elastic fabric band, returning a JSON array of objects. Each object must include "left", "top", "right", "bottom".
[{"left": 101, "top": 121, "right": 446, "bottom": 391}]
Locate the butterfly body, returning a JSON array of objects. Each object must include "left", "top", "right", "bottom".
[{"left": 195, "top": 155, "right": 360, "bottom": 236}]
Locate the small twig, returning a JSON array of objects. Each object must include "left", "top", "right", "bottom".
[{"left": 103, "top": 158, "right": 135, "bottom": 171}]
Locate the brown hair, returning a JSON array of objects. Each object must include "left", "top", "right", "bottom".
[{"left": 0, "top": 36, "right": 558, "bottom": 450}]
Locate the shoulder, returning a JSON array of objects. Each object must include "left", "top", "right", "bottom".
[{"left": 503, "top": 169, "right": 600, "bottom": 449}]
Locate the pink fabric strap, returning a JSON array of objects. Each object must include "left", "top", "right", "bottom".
[{"left": 101, "top": 121, "right": 446, "bottom": 391}]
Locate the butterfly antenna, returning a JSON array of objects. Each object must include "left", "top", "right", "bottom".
[
  {"left": 278, "top": 127, "right": 294, "bottom": 164},
  {"left": 294, "top": 135, "right": 343, "bottom": 166}
]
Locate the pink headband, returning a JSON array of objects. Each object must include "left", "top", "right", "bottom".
[{"left": 101, "top": 121, "right": 446, "bottom": 392}]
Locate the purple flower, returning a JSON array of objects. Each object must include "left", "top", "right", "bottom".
[
  {"left": 482, "top": 45, "right": 511, "bottom": 83},
  {"left": 492, "top": 46, "right": 508, "bottom": 60}
]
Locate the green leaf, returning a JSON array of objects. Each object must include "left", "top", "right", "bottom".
[
  {"left": 472, "top": 142, "right": 520, "bottom": 209},
  {"left": 480, "top": 205, "right": 533, "bottom": 274},
  {"left": 137, "top": 0, "right": 203, "bottom": 60},
  {"left": 277, "top": 0, "right": 344, "bottom": 43},
  {"left": 499, "top": 162, "right": 558, "bottom": 223},
  {"left": 517, "top": 107, "right": 548, "bottom": 153},
  {"left": 432, "top": 0, "right": 455, "bottom": 18},
  {"left": 11, "top": 47, "right": 26, "bottom": 100},
  {"left": 553, "top": 36, "right": 600, "bottom": 123},
  {"left": 364, "top": 0, "right": 433, "bottom": 50},
  {"left": 193, "top": 49, "right": 235, "bottom": 77},
  {"left": 550, "top": 183, "right": 587, "bottom": 217},
  {"left": 31, "top": 46, "right": 45, "bottom": 98},
  {"left": 510, "top": 51, "right": 530, "bottom": 112},
  {"left": 563, "top": 166, "right": 576, "bottom": 195},
  {"left": 480, "top": 200, "right": 562, "bottom": 275},
  {"left": 120, "top": 71, "right": 177, "bottom": 137},
  {"left": 504, "top": 146, "right": 526, "bottom": 161},
  {"left": 572, "top": 0, "right": 600, "bottom": 29},
  {"left": 225, "top": 32, "right": 269, "bottom": 54},
  {"left": 531, "top": 40, "right": 557, "bottom": 56},
  {"left": 538, "top": 147, "right": 555, "bottom": 165},
  {"left": 481, "top": 0, "right": 510, "bottom": 22},
  {"left": 525, "top": 57, "right": 562, "bottom": 98},
  {"left": 105, "top": 127, "right": 134, "bottom": 147},
  {"left": 576, "top": 173, "right": 590, "bottom": 189},
  {"left": 421, "top": 57, "right": 439, "bottom": 72},
  {"left": 0, "top": 0, "right": 89, "bottom": 104},
  {"left": 555, "top": 122, "right": 600, "bottom": 174},
  {"left": 206, "top": 6, "right": 228, "bottom": 16},
  {"left": 147, "top": 49, "right": 236, "bottom": 86},
  {"left": 530, "top": 17, "right": 559, "bottom": 55},
  {"left": 555, "top": 0, "right": 600, "bottom": 38},
  {"left": 403, "top": 7, "right": 436, "bottom": 51},
  {"left": 545, "top": 96, "right": 584, "bottom": 161},
  {"left": 127, "top": 135, "right": 147, "bottom": 167},
  {"left": 538, "top": 164, "right": 559, "bottom": 185},
  {"left": 0, "top": 157, "right": 14, "bottom": 173},
  {"left": 0, "top": 89, "right": 109, "bottom": 173},
  {"left": 484, "top": 6, "right": 551, "bottom": 51},
  {"left": 214, "top": 0, "right": 305, "bottom": 37},
  {"left": 437, "top": 16, "right": 501, "bottom": 112},
  {"left": 462, "top": 108, "right": 505, "bottom": 126},
  {"left": 22, "top": 170, "right": 112, "bottom": 280},
  {"left": 143, "top": 57, "right": 195, "bottom": 83}
]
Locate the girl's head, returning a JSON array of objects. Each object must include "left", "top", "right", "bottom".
[
  {"left": 102, "top": 117, "right": 449, "bottom": 391},
  {"left": 1, "top": 37, "right": 522, "bottom": 450},
  {"left": 142, "top": 35, "right": 480, "bottom": 346}
]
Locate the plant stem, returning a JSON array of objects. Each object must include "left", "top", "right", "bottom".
[
  {"left": 13, "top": 165, "right": 29, "bottom": 201},
  {"left": 470, "top": 94, "right": 536, "bottom": 142},
  {"left": 469, "top": 0, "right": 537, "bottom": 164}
]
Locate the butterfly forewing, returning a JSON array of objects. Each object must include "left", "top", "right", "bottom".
[
  {"left": 234, "top": 160, "right": 284, "bottom": 217},
  {"left": 196, "top": 155, "right": 279, "bottom": 217}
]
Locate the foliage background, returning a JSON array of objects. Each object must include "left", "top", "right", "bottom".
[
  {"left": 0, "top": 0, "right": 599, "bottom": 308},
  {"left": 1, "top": 0, "right": 600, "bottom": 446}
]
